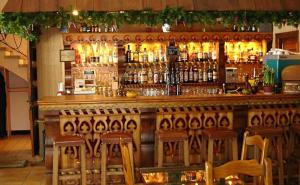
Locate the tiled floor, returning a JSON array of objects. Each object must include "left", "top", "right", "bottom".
[
  {"left": 0, "top": 166, "right": 49, "bottom": 185},
  {"left": 0, "top": 135, "right": 50, "bottom": 185}
]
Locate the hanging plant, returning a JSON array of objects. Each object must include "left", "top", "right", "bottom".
[{"left": 0, "top": 7, "right": 300, "bottom": 42}]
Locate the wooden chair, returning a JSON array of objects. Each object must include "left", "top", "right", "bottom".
[
  {"left": 241, "top": 131, "right": 269, "bottom": 185},
  {"left": 241, "top": 131, "right": 269, "bottom": 164},
  {"left": 120, "top": 140, "right": 135, "bottom": 185},
  {"left": 205, "top": 159, "right": 273, "bottom": 185}
]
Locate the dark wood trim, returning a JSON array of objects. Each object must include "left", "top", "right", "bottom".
[
  {"left": 275, "top": 30, "right": 299, "bottom": 52},
  {"left": 11, "top": 130, "right": 31, "bottom": 135},
  {"left": 4, "top": 69, "right": 11, "bottom": 137}
]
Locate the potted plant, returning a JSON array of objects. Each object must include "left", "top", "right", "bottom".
[{"left": 263, "top": 65, "right": 275, "bottom": 95}]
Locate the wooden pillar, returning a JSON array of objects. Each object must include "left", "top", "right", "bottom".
[
  {"left": 37, "top": 28, "right": 64, "bottom": 98},
  {"left": 4, "top": 69, "right": 11, "bottom": 136}
]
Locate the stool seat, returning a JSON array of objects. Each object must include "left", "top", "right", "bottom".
[
  {"left": 202, "top": 128, "right": 237, "bottom": 139},
  {"left": 101, "top": 132, "right": 132, "bottom": 144},
  {"left": 54, "top": 135, "right": 85, "bottom": 146},
  {"left": 157, "top": 130, "right": 188, "bottom": 141},
  {"left": 247, "top": 126, "right": 284, "bottom": 137}
]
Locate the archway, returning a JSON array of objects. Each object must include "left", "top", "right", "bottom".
[{"left": 0, "top": 71, "right": 6, "bottom": 137}]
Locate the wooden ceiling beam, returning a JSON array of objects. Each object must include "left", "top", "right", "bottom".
[{"left": 2, "top": 0, "right": 300, "bottom": 12}]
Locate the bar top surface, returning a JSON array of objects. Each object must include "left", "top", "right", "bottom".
[{"left": 38, "top": 94, "right": 300, "bottom": 110}]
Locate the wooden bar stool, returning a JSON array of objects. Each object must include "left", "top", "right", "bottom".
[
  {"left": 202, "top": 128, "right": 238, "bottom": 164},
  {"left": 100, "top": 132, "right": 135, "bottom": 185},
  {"left": 247, "top": 126, "right": 284, "bottom": 185},
  {"left": 156, "top": 130, "right": 189, "bottom": 167},
  {"left": 52, "top": 135, "right": 86, "bottom": 185}
]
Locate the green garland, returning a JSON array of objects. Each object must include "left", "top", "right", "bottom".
[{"left": 0, "top": 7, "right": 300, "bottom": 42}]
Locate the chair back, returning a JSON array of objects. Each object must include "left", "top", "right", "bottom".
[
  {"left": 241, "top": 131, "right": 269, "bottom": 164},
  {"left": 120, "top": 141, "right": 135, "bottom": 185},
  {"left": 205, "top": 159, "right": 273, "bottom": 185}
]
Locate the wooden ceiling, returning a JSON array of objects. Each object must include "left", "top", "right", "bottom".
[{"left": 2, "top": 0, "right": 300, "bottom": 12}]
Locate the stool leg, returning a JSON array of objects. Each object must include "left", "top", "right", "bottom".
[
  {"left": 277, "top": 137, "right": 284, "bottom": 185},
  {"left": 208, "top": 138, "right": 214, "bottom": 164},
  {"left": 183, "top": 138, "right": 190, "bottom": 166},
  {"left": 128, "top": 142, "right": 135, "bottom": 184},
  {"left": 202, "top": 136, "right": 207, "bottom": 162},
  {"left": 158, "top": 140, "right": 163, "bottom": 167},
  {"left": 53, "top": 145, "right": 59, "bottom": 185},
  {"left": 80, "top": 144, "right": 86, "bottom": 185},
  {"left": 231, "top": 137, "right": 238, "bottom": 161},
  {"left": 101, "top": 143, "right": 107, "bottom": 185}
]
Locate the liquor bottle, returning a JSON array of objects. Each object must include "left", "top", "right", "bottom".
[
  {"left": 203, "top": 62, "right": 208, "bottom": 82},
  {"left": 198, "top": 64, "right": 203, "bottom": 83},
  {"left": 193, "top": 64, "right": 199, "bottom": 82},
  {"left": 143, "top": 48, "right": 148, "bottom": 63},
  {"left": 192, "top": 46, "right": 197, "bottom": 62},
  {"left": 212, "top": 63, "right": 218, "bottom": 82},
  {"left": 113, "top": 45, "right": 118, "bottom": 64},
  {"left": 170, "top": 64, "right": 176, "bottom": 85},
  {"left": 159, "top": 65, "right": 164, "bottom": 84},
  {"left": 153, "top": 64, "right": 159, "bottom": 84},
  {"left": 164, "top": 64, "right": 169, "bottom": 85},
  {"left": 207, "top": 62, "right": 213, "bottom": 82},
  {"left": 123, "top": 68, "right": 129, "bottom": 85},
  {"left": 133, "top": 66, "right": 138, "bottom": 84},
  {"left": 181, "top": 44, "right": 188, "bottom": 62},
  {"left": 189, "top": 64, "right": 194, "bottom": 82},
  {"left": 211, "top": 42, "right": 217, "bottom": 61},
  {"left": 179, "top": 63, "right": 184, "bottom": 83},
  {"left": 133, "top": 45, "right": 139, "bottom": 62},
  {"left": 184, "top": 64, "right": 189, "bottom": 83},
  {"left": 248, "top": 48, "right": 257, "bottom": 63},
  {"left": 128, "top": 66, "right": 133, "bottom": 84},
  {"left": 147, "top": 66, "right": 153, "bottom": 84},
  {"left": 258, "top": 45, "right": 263, "bottom": 63},
  {"left": 148, "top": 49, "right": 154, "bottom": 63},
  {"left": 140, "top": 64, "right": 148, "bottom": 84},
  {"left": 197, "top": 43, "right": 203, "bottom": 62}
]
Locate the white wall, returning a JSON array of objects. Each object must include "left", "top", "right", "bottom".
[{"left": 8, "top": 71, "right": 30, "bottom": 131}]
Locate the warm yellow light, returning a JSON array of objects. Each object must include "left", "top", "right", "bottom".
[{"left": 72, "top": 9, "right": 79, "bottom": 16}]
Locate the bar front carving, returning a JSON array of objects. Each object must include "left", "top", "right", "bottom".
[
  {"left": 59, "top": 108, "right": 141, "bottom": 184},
  {"left": 156, "top": 106, "right": 233, "bottom": 164}
]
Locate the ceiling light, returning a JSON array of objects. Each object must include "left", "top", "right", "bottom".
[{"left": 72, "top": 9, "right": 79, "bottom": 16}]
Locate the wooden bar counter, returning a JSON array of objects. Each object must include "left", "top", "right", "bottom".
[{"left": 38, "top": 93, "right": 300, "bottom": 180}]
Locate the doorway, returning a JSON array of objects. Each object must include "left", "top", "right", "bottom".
[
  {"left": 276, "top": 30, "right": 299, "bottom": 52},
  {"left": 0, "top": 70, "right": 6, "bottom": 138}
]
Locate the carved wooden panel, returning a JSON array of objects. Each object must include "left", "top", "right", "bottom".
[
  {"left": 156, "top": 106, "right": 233, "bottom": 164},
  {"left": 248, "top": 104, "right": 300, "bottom": 159},
  {"left": 63, "top": 32, "right": 272, "bottom": 45},
  {"left": 59, "top": 108, "right": 140, "bottom": 184}
]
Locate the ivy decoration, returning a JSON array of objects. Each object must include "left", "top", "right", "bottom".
[{"left": 0, "top": 7, "right": 300, "bottom": 42}]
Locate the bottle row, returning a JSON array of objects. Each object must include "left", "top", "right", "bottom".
[
  {"left": 122, "top": 61, "right": 218, "bottom": 85},
  {"left": 125, "top": 42, "right": 218, "bottom": 63},
  {"left": 69, "top": 41, "right": 265, "bottom": 65}
]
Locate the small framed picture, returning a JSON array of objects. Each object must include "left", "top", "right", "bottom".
[{"left": 60, "top": 49, "right": 75, "bottom": 62}]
